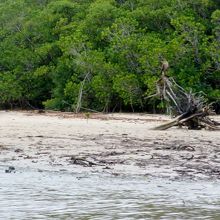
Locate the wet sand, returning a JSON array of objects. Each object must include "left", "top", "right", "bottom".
[{"left": 0, "top": 111, "right": 220, "bottom": 180}]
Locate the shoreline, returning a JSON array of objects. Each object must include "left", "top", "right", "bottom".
[{"left": 0, "top": 111, "right": 220, "bottom": 180}]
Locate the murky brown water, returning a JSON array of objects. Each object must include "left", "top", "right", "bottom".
[{"left": 1, "top": 166, "right": 220, "bottom": 220}]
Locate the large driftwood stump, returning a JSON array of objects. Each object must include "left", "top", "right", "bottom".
[{"left": 150, "top": 66, "right": 220, "bottom": 130}]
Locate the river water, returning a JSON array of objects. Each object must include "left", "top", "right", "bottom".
[{"left": 1, "top": 166, "right": 220, "bottom": 220}]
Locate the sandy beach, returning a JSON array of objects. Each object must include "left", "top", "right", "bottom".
[{"left": 0, "top": 111, "right": 220, "bottom": 180}]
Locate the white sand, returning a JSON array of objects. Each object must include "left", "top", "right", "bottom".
[{"left": 0, "top": 111, "right": 219, "bottom": 179}]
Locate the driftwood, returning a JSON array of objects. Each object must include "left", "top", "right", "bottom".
[
  {"left": 70, "top": 156, "right": 100, "bottom": 167},
  {"left": 149, "top": 65, "right": 220, "bottom": 130}
]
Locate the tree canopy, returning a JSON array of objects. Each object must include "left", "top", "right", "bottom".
[{"left": 0, "top": 0, "right": 219, "bottom": 112}]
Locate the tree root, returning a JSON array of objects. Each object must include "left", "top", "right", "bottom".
[{"left": 151, "top": 74, "right": 220, "bottom": 130}]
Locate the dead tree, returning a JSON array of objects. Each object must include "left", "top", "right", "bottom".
[
  {"left": 150, "top": 63, "right": 220, "bottom": 130},
  {"left": 75, "top": 72, "right": 90, "bottom": 113}
]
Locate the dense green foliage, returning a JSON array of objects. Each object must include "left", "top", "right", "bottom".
[{"left": 0, "top": 0, "right": 219, "bottom": 112}]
